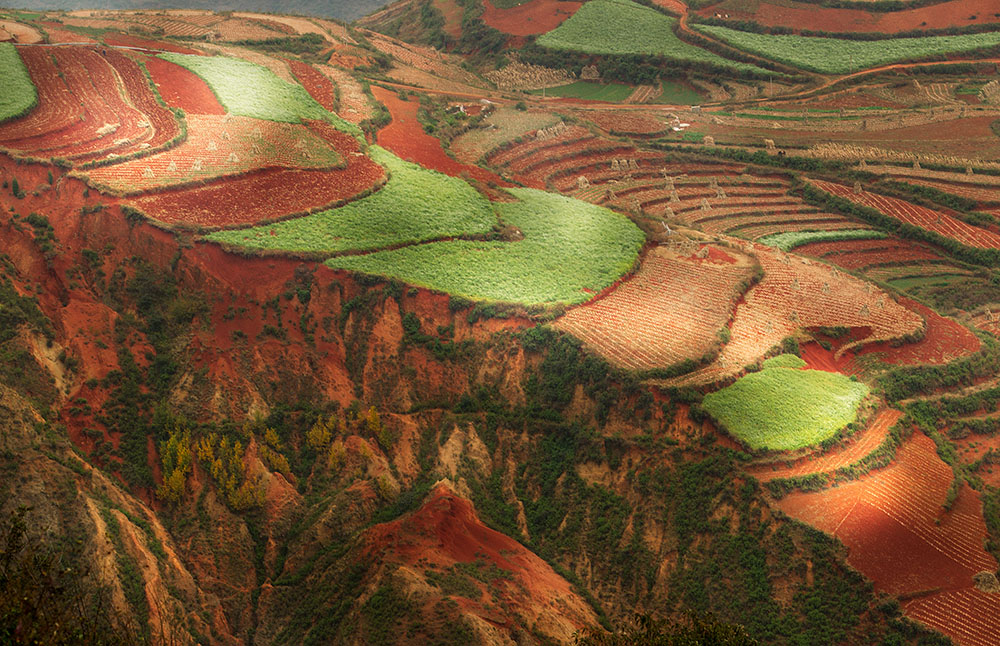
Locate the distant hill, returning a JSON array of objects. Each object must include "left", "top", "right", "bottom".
[{"left": 5, "top": 0, "right": 393, "bottom": 21}]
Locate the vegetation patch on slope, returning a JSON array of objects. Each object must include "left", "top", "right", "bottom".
[
  {"left": 696, "top": 25, "right": 1000, "bottom": 74},
  {"left": 0, "top": 43, "right": 36, "bottom": 123},
  {"left": 158, "top": 52, "right": 360, "bottom": 135},
  {"left": 206, "top": 146, "right": 494, "bottom": 253},
  {"left": 325, "top": 188, "right": 645, "bottom": 305},
  {"left": 536, "top": 0, "right": 769, "bottom": 74},
  {"left": 757, "top": 229, "right": 887, "bottom": 251},
  {"left": 703, "top": 365, "right": 868, "bottom": 450}
]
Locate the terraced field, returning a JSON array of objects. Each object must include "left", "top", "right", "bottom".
[
  {"left": 812, "top": 180, "right": 1000, "bottom": 249},
  {"left": 326, "top": 188, "right": 645, "bottom": 305},
  {"left": 0, "top": 47, "right": 179, "bottom": 164},
  {"left": 538, "top": 0, "right": 770, "bottom": 74},
  {"left": 698, "top": 25, "right": 1000, "bottom": 74},
  {"left": 657, "top": 242, "right": 924, "bottom": 387},
  {"left": 551, "top": 244, "right": 754, "bottom": 371},
  {"left": 206, "top": 146, "right": 494, "bottom": 251},
  {"left": 778, "top": 431, "right": 999, "bottom": 646}
]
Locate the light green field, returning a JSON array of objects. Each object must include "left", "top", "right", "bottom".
[
  {"left": 158, "top": 53, "right": 359, "bottom": 134},
  {"left": 703, "top": 365, "right": 868, "bottom": 451},
  {"left": 325, "top": 188, "right": 645, "bottom": 305},
  {"left": 206, "top": 146, "right": 495, "bottom": 254},
  {"left": 0, "top": 44, "right": 36, "bottom": 123},
  {"left": 762, "top": 353, "right": 806, "bottom": 370},
  {"left": 536, "top": 0, "right": 769, "bottom": 74},
  {"left": 528, "top": 81, "right": 633, "bottom": 102},
  {"left": 757, "top": 229, "right": 886, "bottom": 251},
  {"left": 696, "top": 25, "right": 1000, "bottom": 74}
]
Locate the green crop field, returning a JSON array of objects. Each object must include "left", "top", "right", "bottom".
[
  {"left": 762, "top": 353, "right": 806, "bottom": 370},
  {"left": 158, "top": 53, "right": 359, "bottom": 134},
  {"left": 206, "top": 146, "right": 495, "bottom": 253},
  {"left": 527, "top": 81, "right": 633, "bottom": 102},
  {"left": 536, "top": 0, "right": 770, "bottom": 74},
  {"left": 657, "top": 80, "right": 703, "bottom": 105},
  {"left": 702, "top": 365, "right": 868, "bottom": 451},
  {"left": 757, "top": 229, "right": 885, "bottom": 251},
  {"left": 0, "top": 44, "right": 36, "bottom": 123},
  {"left": 695, "top": 25, "right": 1000, "bottom": 74},
  {"left": 325, "top": 188, "right": 645, "bottom": 305}
]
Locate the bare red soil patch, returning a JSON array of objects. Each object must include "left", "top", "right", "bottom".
[
  {"left": 858, "top": 297, "right": 980, "bottom": 365},
  {"left": 371, "top": 85, "right": 510, "bottom": 187},
  {"left": 103, "top": 33, "right": 204, "bottom": 54},
  {"left": 129, "top": 122, "right": 383, "bottom": 228},
  {"left": 143, "top": 54, "right": 225, "bottom": 115},
  {"left": 751, "top": 409, "right": 900, "bottom": 482},
  {"left": 700, "top": 0, "right": 1000, "bottom": 34},
  {"left": 131, "top": 125, "right": 374, "bottom": 227},
  {"left": 552, "top": 245, "right": 754, "bottom": 371},
  {"left": 39, "top": 21, "right": 96, "bottom": 43},
  {"left": 482, "top": 0, "right": 583, "bottom": 36},
  {"left": 287, "top": 60, "right": 336, "bottom": 112},
  {"left": 778, "top": 431, "right": 999, "bottom": 644},
  {"left": 363, "top": 483, "right": 597, "bottom": 639}
]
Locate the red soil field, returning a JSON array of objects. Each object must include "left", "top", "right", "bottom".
[
  {"left": 287, "top": 60, "right": 335, "bottom": 112},
  {"left": 84, "top": 115, "right": 340, "bottom": 194},
  {"left": 39, "top": 21, "right": 96, "bottom": 43},
  {"left": 143, "top": 54, "right": 225, "bottom": 116},
  {"left": 700, "top": 0, "right": 1000, "bottom": 35},
  {"left": 482, "top": 0, "right": 583, "bottom": 36},
  {"left": 751, "top": 409, "right": 901, "bottom": 482},
  {"left": 812, "top": 245, "right": 942, "bottom": 270},
  {"left": 103, "top": 50, "right": 181, "bottom": 151},
  {"left": 0, "top": 47, "right": 161, "bottom": 163},
  {"left": 103, "top": 33, "right": 204, "bottom": 54},
  {"left": 552, "top": 245, "right": 754, "bottom": 371},
  {"left": 794, "top": 237, "right": 944, "bottom": 264},
  {"left": 371, "top": 86, "right": 510, "bottom": 187},
  {"left": 813, "top": 180, "right": 1000, "bottom": 249},
  {"left": 857, "top": 297, "right": 980, "bottom": 365},
  {"left": 0, "top": 47, "right": 86, "bottom": 144},
  {"left": 583, "top": 111, "right": 667, "bottom": 136},
  {"left": 128, "top": 122, "right": 384, "bottom": 228},
  {"left": 661, "top": 242, "right": 923, "bottom": 387},
  {"left": 778, "top": 431, "right": 999, "bottom": 645},
  {"left": 363, "top": 483, "right": 597, "bottom": 638}
]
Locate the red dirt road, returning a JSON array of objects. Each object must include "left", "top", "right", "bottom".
[
  {"left": 371, "top": 85, "right": 511, "bottom": 187},
  {"left": 481, "top": 0, "right": 583, "bottom": 36}
]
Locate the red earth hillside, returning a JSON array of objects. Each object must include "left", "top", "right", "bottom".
[
  {"left": 363, "top": 482, "right": 598, "bottom": 642},
  {"left": 482, "top": 0, "right": 584, "bottom": 36}
]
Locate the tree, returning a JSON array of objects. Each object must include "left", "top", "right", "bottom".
[{"left": 574, "top": 613, "right": 759, "bottom": 646}]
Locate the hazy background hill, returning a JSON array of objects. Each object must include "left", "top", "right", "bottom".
[{"left": 4, "top": 0, "right": 393, "bottom": 20}]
